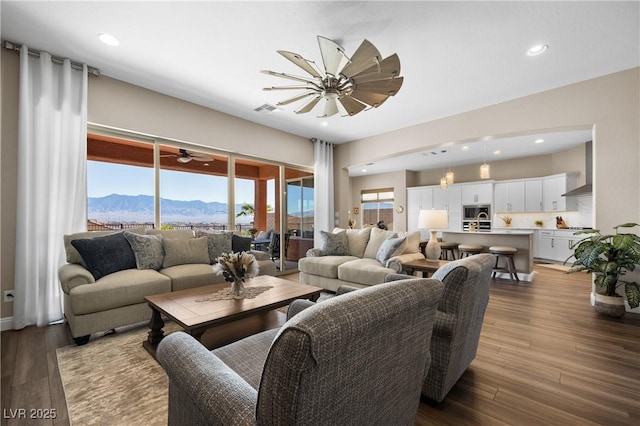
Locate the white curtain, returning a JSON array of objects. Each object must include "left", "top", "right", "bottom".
[
  {"left": 313, "top": 139, "right": 334, "bottom": 247},
  {"left": 14, "top": 46, "right": 88, "bottom": 328}
]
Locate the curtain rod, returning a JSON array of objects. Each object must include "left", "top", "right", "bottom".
[{"left": 3, "top": 40, "right": 101, "bottom": 77}]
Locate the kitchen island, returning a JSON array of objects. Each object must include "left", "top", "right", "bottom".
[{"left": 442, "top": 230, "right": 535, "bottom": 281}]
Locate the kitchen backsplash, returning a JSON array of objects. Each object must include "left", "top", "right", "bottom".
[{"left": 493, "top": 195, "right": 593, "bottom": 229}]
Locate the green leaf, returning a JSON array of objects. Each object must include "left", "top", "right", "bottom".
[{"left": 624, "top": 282, "right": 640, "bottom": 309}]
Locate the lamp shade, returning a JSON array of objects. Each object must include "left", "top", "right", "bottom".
[{"left": 418, "top": 209, "right": 449, "bottom": 230}]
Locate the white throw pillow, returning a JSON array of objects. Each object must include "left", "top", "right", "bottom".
[{"left": 395, "top": 231, "right": 421, "bottom": 254}]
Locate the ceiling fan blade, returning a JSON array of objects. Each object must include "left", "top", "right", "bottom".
[
  {"left": 339, "top": 96, "right": 368, "bottom": 116},
  {"left": 295, "top": 95, "right": 322, "bottom": 114},
  {"left": 340, "top": 39, "right": 381, "bottom": 78},
  {"left": 317, "top": 36, "right": 349, "bottom": 76},
  {"left": 350, "top": 90, "right": 389, "bottom": 108},
  {"left": 276, "top": 91, "right": 318, "bottom": 106},
  {"left": 260, "top": 70, "right": 321, "bottom": 87},
  {"left": 319, "top": 97, "right": 340, "bottom": 117},
  {"left": 263, "top": 85, "right": 316, "bottom": 91},
  {"left": 185, "top": 151, "right": 214, "bottom": 162},
  {"left": 277, "top": 50, "right": 322, "bottom": 78},
  {"left": 351, "top": 54, "right": 401, "bottom": 84},
  {"left": 354, "top": 77, "right": 403, "bottom": 96}
]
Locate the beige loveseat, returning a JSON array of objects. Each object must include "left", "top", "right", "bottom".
[
  {"left": 298, "top": 227, "right": 424, "bottom": 291},
  {"left": 58, "top": 228, "right": 276, "bottom": 345}
]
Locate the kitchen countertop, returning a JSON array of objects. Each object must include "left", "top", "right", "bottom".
[{"left": 446, "top": 230, "right": 534, "bottom": 235}]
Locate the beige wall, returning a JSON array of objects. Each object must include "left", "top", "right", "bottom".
[
  {"left": 0, "top": 49, "right": 313, "bottom": 321},
  {"left": 335, "top": 68, "right": 640, "bottom": 236},
  {"left": 349, "top": 170, "right": 410, "bottom": 231}
]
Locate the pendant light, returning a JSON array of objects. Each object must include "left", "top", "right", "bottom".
[
  {"left": 446, "top": 149, "right": 454, "bottom": 184},
  {"left": 480, "top": 144, "right": 490, "bottom": 179},
  {"left": 440, "top": 166, "right": 448, "bottom": 189}
]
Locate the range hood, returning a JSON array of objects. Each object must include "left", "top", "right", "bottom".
[{"left": 562, "top": 141, "right": 593, "bottom": 197}]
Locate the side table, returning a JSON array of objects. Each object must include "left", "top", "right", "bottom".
[{"left": 402, "top": 259, "right": 450, "bottom": 277}]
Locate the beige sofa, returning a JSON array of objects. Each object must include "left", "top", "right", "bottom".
[
  {"left": 58, "top": 228, "right": 276, "bottom": 345},
  {"left": 298, "top": 227, "right": 424, "bottom": 291}
]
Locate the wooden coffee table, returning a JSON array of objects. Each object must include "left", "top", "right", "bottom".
[
  {"left": 143, "top": 275, "right": 322, "bottom": 357},
  {"left": 402, "top": 259, "right": 450, "bottom": 277}
]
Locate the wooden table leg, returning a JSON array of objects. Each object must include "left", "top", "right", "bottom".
[
  {"left": 143, "top": 305, "right": 165, "bottom": 358},
  {"left": 189, "top": 326, "right": 207, "bottom": 342}
]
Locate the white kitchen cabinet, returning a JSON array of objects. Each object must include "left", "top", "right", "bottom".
[
  {"left": 407, "top": 187, "right": 433, "bottom": 238},
  {"left": 461, "top": 183, "right": 493, "bottom": 205},
  {"left": 543, "top": 174, "right": 578, "bottom": 212},
  {"left": 494, "top": 181, "right": 525, "bottom": 212},
  {"left": 534, "top": 229, "right": 581, "bottom": 262},
  {"left": 525, "top": 179, "right": 544, "bottom": 212},
  {"left": 432, "top": 185, "right": 462, "bottom": 213}
]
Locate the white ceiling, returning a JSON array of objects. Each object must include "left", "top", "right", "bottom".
[{"left": 2, "top": 1, "right": 638, "bottom": 174}]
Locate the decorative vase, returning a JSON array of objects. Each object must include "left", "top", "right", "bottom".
[
  {"left": 505, "top": 223, "right": 512, "bottom": 228},
  {"left": 230, "top": 278, "right": 245, "bottom": 298},
  {"left": 593, "top": 293, "right": 626, "bottom": 318}
]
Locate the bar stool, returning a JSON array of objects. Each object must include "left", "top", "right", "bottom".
[
  {"left": 439, "top": 241, "right": 458, "bottom": 260},
  {"left": 458, "top": 244, "right": 483, "bottom": 258},
  {"left": 489, "top": 246, "right": 519, "bottom": 283}
]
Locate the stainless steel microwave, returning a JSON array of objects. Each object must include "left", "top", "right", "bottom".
[{"left": 463, "top": 205, "right": 491, "bottom": 220}]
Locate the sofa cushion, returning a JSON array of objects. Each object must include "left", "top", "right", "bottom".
[
  {"left": 376, "top": 236, "right": 407, "bottom": 264},
  {"left": 162, "top": 237, "right": 210, "bottom": 268},
  {"left": 64, "top": 228, "right": 146, "bottom": 265},
  {"left": 195, "top": 230, "right": 233, "bottom": 264},
  {"left": 333, "top": 227, "right": 371, "bottom": 258},
  {"left": 160, "top": 264, "right": 224, "bottom": 292},
  {"left": 395, "top": 231, "right": 421, "bottom": 254},
  {"left": 70, "top": 232, "right": 137, "bottom": 280},
  {"left": 298, "top": 256, "right": 359, "bottom": 279},
  {"left": 124, "top": 231, "right": 164, "bottom": 270},
  {"left": 69, "top": 269, "right": 171, "bottom": 315},
  {"left": 363, "top": 227, "right": 397, "bottom": 259},
  {"left": 337, "top": 258, "right": 396, "bottom": 286},
  {"left": 319, "top": 230, "right": 350, "bottom": 256},
  {"left": 147, "top": 229, "right": 195, "bottom": 239}
]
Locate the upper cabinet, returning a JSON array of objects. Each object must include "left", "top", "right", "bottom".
[
  {"left": 494, "top": 181, "right": 525, "bottom": 212},
  {"left": 542, "top": 174, "right": 578, "bottom": 212},
  {"left": 407, "top": 186, "right": 433, "bottom": 236},
  {"left": 525, "top": 179, "right": 543, "bottom": 212},
  {"left": 461, "top": 183, "right": 493, "bottom": 205},
  {"left": 432, "top": 185, "right": 462, "bottom": 213}
]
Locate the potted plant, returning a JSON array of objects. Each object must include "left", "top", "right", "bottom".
[
  {"left": 565, "top": 223, "right": 640, "bottom": 317},
  {"left": 500, "top": 215, "right": 512, "bottom": 227},
  {"left": 534, "top": 220, "right": 544, "bottom": 228}
]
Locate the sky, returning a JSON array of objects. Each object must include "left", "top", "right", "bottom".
[{"left": 88, "top": 161, "right": 273, "bottom": 205}]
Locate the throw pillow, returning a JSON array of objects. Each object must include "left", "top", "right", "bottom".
[
  {"left": 319, "top": 230, "right": 350, "bottom": 256},
  {"left": 395, "top": 231, "right": 421, "bottom": 254},
  {"left": 70, "top": 232, "right": 137, "bottom": 280},
  {"left": 333, "top": 227, "right": 372, "bottom": 258},
  {"left": 231, "top": 234, "right": 252, "bottom": 253},
  {"left": 124, "top": 231, "right": 164, "bottom": 270},
  {"left": 363, "top": 227, "right": 397, "bottom": 259},
  {"left": 376, "top": 236, "right": 407, "bottom": 265},
  {"left": 195, "top": 230, "right": 233, "bottom": 264},
  {"left": 162, "top": 236, "right": 210, "bottom": 268}
]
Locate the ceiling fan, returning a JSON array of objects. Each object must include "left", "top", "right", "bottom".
[
  {"left": 161, "top": 149, "right": 213, "bottom": 164},
  {"left": 262, "top": 36, "right": 403, "bottom": 117}
]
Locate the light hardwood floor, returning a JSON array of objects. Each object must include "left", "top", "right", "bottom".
[{"left": 2, "top": 265, "right": 639, "bottom": 425}]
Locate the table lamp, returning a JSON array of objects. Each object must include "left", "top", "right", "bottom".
[{"left": 418, "top": 209, "right": 449, "bottom": 262}]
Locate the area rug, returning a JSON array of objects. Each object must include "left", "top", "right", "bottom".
[{"left": 56, "top": 323, "right": 179, "bottom": 426}]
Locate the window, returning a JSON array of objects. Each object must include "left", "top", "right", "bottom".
[{"left": 361, "top": 188, "right": 394, "bottom": 230}]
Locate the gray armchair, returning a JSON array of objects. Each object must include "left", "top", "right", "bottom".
[
  {"left": 157, "top": 277, "right": 444, "bottom": 425},
  {"left": 387, "top": 253, "right": 494, "bottom": 402}
]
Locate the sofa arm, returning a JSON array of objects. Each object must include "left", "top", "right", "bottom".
[
  {"left": 384, "top": 273, "right": 414, "bottom": 282},
  {"left": 433, "top": 310, "right": 456, "bottom": 338},
  {"left": 157, "top": 332, "right": 258, "bottom": 425},
  {"left": 286, "top": 299, "right": 316, "bottom": 320},
  {"left": 386, "top": 252, "right": 425, "bottom": 272},
  {"left": 305, "top": 248, "right": 323, "bottom": 257},
  {"left": 250, "top": 250, "right": 269, "bottom": 261},
  {"left": 58, "top": 263, "right": 95, "bottom": 294},
  {"left": 336, "top": 285, "right": 359, "bottom": 296}
]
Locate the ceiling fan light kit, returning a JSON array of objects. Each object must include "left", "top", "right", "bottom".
[{"left": 262, "top": 36, "right": 403, "bottom": 118}]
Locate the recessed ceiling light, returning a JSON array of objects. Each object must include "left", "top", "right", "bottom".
[
  {"left": 535, "top": 138, "right": 544, "bottom": 144},
  {"left": 321, "top": 121, "right": 329, "bottom": 126},
  {"left": 494, "top": 150, "right": 502, "bottom": 155},
  {"left": 527, "top": 44, "right": 548, "bottom": 56},
  {"left": 361, "top": 168, "right": 367, "bottom": 173},
  {"left": 98, "top": 33, "right": 120, "bottom": 46},
  {"left": 462, "top": 146, "right": 469, "bottom": 151}
]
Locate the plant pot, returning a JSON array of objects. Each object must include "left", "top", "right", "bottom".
[{"left": 593, "top": 293, "right": 626, "bottom": 318}]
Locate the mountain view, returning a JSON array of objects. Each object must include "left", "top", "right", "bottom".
[{"left": 88, "top": 194, "right": 251, "bottom": 224}]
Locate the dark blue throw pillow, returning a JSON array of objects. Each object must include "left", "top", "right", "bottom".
[
  {"left": 231, "top": 234, "right": 252, "bottom": 253},
  {"left": 71, "top": 232, "right": 137, "bottom": 280}
]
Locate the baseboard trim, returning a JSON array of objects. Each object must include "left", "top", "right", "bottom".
[{"left": 1, "top": 316, "right": 15, "bottom": 331}]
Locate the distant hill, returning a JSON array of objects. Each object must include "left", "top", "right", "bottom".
[{"left": 88, "top": 194, "right": 248, "bottom": 224}]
